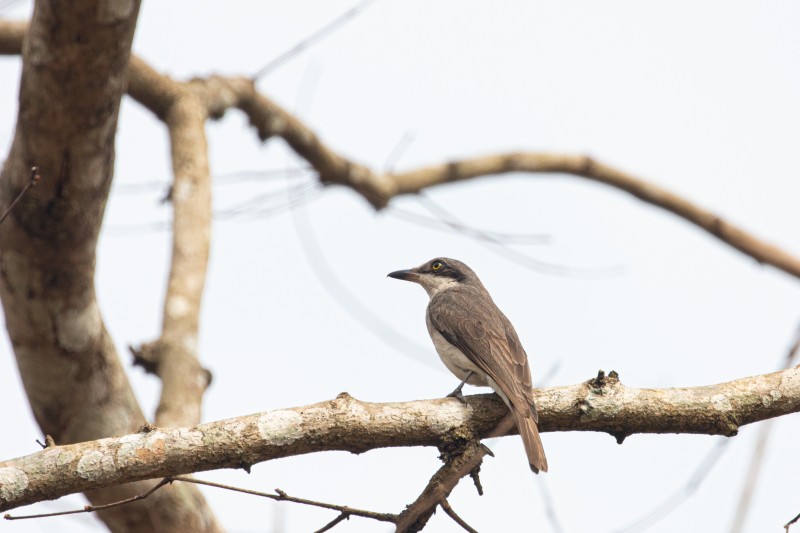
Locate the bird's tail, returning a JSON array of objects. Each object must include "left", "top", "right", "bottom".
[{"left": 513, "top": 409, "right": 548, "bottom": 473}]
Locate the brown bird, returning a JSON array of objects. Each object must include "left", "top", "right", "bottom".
[{"left": 389, "top": 257, "right": 548, "bottom": 473}]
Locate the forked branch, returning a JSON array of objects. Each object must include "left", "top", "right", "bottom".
[{"left": 1, "top": 367, "right": 799, "bottom": 514}]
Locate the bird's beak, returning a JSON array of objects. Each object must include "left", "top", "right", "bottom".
[{"left": 388, "top": 268, "right": 420, "bottom": 282}]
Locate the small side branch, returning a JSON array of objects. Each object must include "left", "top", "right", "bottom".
[
  {"left": 786, "top": 510, "right": 800, "bottom": 532},
  {"left": 1, "top": 368, "right": 800, "bottom": 513},
  {"left": 5, "top": 476, "right": 395, "bottom": 531},
  {"left": 173, "top": 477, "right": 396, "bottom": 524},
  {"left": 4, "top": 478, "right": 171, "bottom": 520},
  {"left": 396, "top": 415, "right": 515, "bottom": 532},
  {"left": 440, "top": 499, "right": 479, "bottom": 533},
  {"left": 0, "top": 166, "right": 40, "bottom": 224},
  {"left": 164, "top": 70, "right": 800, "bottom": 280}
]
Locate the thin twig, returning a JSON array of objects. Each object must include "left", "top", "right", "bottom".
[
  {"left": 388, "top": 206, "right": 552, "bottom": 245},
  {"left": 785, "top": 510, "right": 800, "bottom": 532},
  {"left": 384, "top": 131, "right": 416, "bottom": 174},
  {"left": 440, "top": 499, "right": 479, "bottom": 533},
  {"left": 253, "top": 0, "right": 379, "bottom": 80},
  {"left": 314, "top": 512, "right": 350, "bottom": 533},
  {"left": 0, "top": 166, "right": 40, "bottom": 224},
  {"left": 113, "top": 167, "right": 311, "bottom": 194},
  {"left": 613, "top": 438, "right": 730, "bottom": 533},
  {"left": 287, "top": 164, "right": 435, "bottom": 368},
  {"left": 4, "top": 478, "right": 171, "bottom": 521},
  {"left": 173, "top": 476, "right": 397, "bottom": 524},
  {"left": 417, "top": 192, "right": 623, "bottom": 279},
  {"left": 538, "top": 478, "right": 566, "bottom": 533}
]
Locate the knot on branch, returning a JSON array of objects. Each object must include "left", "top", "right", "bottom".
[
  {"left": 437, "top": 424, "right": 477, "bottom": 461},
  {"left": 577, "top": 370, "right": 622, "bottom": 420},
  {"left": 35, "top": 435, "right": 56, "bottom": 449},
  {"left": 588, "top": 369, "right": 620, "bottom": 391},
  {"left": 580, "top": 155, "right": 597, "bottom": 175},
  {"left": 333, "top": 392, "right": 355, "bottom": 405},
  {"left": 137, "top": 422, "right": 156, "bottom": 433}
]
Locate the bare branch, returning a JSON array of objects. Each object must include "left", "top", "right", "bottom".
[
  {"left": 173, "top": 73, "right": 800, "bottom": 280},
  {"left": 5, "top": 478, "right": 172, "bottom": 521},
  {"left": 440, "top": 499, "right": 479, "bottom": 533},
  {"left": 396, "top": 415, "right": 515, "bottom": 532},
  {"left": 614, "top": 438, "right": 729, "bottom": 533},
  {"left": 315, "top": 512, "right": 351, "bottom": 533},
  {"left": 389, "top": 154, "right": 800, "bottom": 279},
  {"left": 172, "top": 477, "right": 396, "bottom": 524},
  {"left": 786, "top": 510, "right": 800, "bottom": 532},
  {"left": 0, "top": 6, "right": 220, "bottom": 532},
  {"left": 416, "top": 192, "right": 621, "bottom": 278},
  {"left": 388, "top": 206, "right": 551, "bottom": 245},
  {"left": 5, "top": 474, "right": 397, "bottom": 529},
  {"left": 252, "top": 0, "right": 379, "bottom": 79},
  {"left": 9, "top": 27, "right": 794, "bottom": 278},
  {"left": 3, "top": 365, "right": 795, "bottom": 516}
]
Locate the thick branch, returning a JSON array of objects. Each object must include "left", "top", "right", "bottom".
[
  {"left": 126, "top": 60, "right": 214, "bottom": 428},
  {"left": 2, "top": 367, "right": 799, "bottom": 513},
  {"left": 0, "top": 8, "right": 219, "bottom": 532}
]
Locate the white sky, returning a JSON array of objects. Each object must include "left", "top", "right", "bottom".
[{"left": 2, "top": 1, "right": 800, "bottom": 532}]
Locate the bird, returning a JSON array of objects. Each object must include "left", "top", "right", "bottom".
[{"left": 388, "top": 257, "right": 548, "bottom": 473}]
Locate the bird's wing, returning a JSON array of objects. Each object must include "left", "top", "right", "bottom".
[{"left": 429, "top": 288, "right": 539, "bottom": 422}]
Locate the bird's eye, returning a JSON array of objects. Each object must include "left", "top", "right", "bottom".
[{"left": 431, "top": 261, "right": 443, "bottom": 271}]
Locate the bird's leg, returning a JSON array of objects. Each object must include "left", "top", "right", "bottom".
[{"left": 447, "top": 371, "right": 474, "bottom": 405}]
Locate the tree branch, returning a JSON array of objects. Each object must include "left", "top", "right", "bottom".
[
  {"left": 134, "top": 71, "right": 800, "bottom": 280},
  {"left": 396, "top": 415, "right": 515, "bottom": 532},
  {"left": 0, "top": 8, "right": 220, "bottom": 531},
  {"left": 439, "top": 499, "right": 480, "bottom": 533},
  {"left": 134, "top": 69, "right": 800, "bottom": 280},
  {"left": 127, "top": 57, "right": 214, "bottom": 429},
  {"left": 1, "top": 367, "right": 798, "bottom": 513}
]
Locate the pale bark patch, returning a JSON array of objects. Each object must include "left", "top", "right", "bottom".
[
  {"left": 55, "top": 303, "right": 101, "bottom": 352},
  {"left": 77, "top": 450, "right": 115, "bottom": 480},
  {"left": 711, "top": 394, "right": 733, "bottom": 412},
  {"left": 258, "top": 410, "right": 303, "bottom": 444},
  {"left": 166, "top": 296, "right": 191, "bottom": 319},
  {"left": 0, "top": 468, "right": 28, "bottom": 501}
]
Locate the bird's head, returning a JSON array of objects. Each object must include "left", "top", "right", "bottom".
[{"left": 388, "top": 257, "right": 477, "bottom": 297}]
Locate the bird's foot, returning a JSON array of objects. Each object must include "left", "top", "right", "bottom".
[
  {"left": 447, "top": 388, "right": 468, "bottom": 405},
  {"left": 446, "top": 370, "right": 474, "bottom": 405}
]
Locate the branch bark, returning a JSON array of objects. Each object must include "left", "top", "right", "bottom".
[
  {"left": 2, "top": 17, "right": 800, "bottom": 533},
  {"left": 2, "top": 367, "right": 799, "bottom": 513},
  {"left": 130, "top": 71, "right": 800, "bottom": 280},
  {"left": 127, "top": 69, "right": 800, "bottom": 279},
  {"left": 0, "top": 7, "right": 220, "bottom": 532},
  {"left": 126, "top": 56, "right": 213, "bottom": 429},
  {"left": 395, "top": 415, "right": 515, "bottom": 532}
]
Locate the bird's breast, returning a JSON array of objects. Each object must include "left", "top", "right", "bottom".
[{"left": 425, "top": 313, "right": 488, "bottom": 387}]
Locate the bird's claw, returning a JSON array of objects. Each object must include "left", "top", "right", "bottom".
[{"left": 447, "top": 389, "right": 468, "bottom": 405}]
